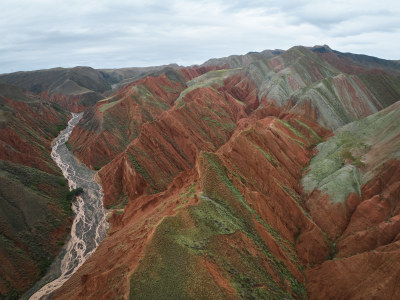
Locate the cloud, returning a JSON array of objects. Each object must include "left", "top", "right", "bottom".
[{"left": 1, "top": 0, "right": 399, "bottom": 73}]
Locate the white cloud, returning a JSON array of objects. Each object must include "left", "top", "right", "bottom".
[{"left": 0, "top": 0, "right": 399, "bottom": 73}]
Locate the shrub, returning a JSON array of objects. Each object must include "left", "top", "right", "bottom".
[{"left": 66, "top": 187, "right": 84, "bottom": 201}]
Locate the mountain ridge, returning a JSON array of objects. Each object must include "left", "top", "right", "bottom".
[{"left": 1, "top": 45, "right": 400, "bottom": 299}]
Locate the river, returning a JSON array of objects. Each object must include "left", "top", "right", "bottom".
[{"left": 26, "top": 112, "right": 109, "bottom": 299}]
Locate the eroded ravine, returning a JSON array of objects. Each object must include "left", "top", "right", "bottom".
[{"left": 27, "top": 113, "right": 109, "bottom": 299}]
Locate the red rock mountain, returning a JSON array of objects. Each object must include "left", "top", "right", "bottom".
[{"left": 1, "top": 45, "right": 400, "bottom": 299}]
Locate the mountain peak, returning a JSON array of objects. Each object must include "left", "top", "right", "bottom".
[{"left": 309, "top": 44, "right": 333, "bottom": 53}]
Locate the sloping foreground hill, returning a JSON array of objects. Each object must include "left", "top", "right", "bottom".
[{"left": 0, "top": 84, "right": 72, "bottom": 299}]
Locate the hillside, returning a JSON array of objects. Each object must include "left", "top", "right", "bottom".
[{"left": 0, "top": 84, "right": 73, "bottom": 298}]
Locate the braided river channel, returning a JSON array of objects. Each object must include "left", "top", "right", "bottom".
[{"left": 26, "top": 112, "right": 109, "bottom": 299}]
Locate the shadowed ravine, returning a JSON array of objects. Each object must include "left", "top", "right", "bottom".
[{"left": 26, "top": 113, "right": 109, "bottom": 300}]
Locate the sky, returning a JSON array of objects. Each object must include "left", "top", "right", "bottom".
[{"left": 1, "top": 0, "right": 399, "bottom": 73}]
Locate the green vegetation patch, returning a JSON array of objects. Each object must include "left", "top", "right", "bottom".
[
  {"left": 99, "top": 99, "right": 122, "bottom": 112},
  {"left": 202, "top": 116, "right": 236, "bottom": 132},
  {"left": 252, "top": 142, "right": 279, "bottom": 167},
  {"left": 130, "top": 213, "right": 227, "bottom": 300},
  {"left": 175, "top": 68, "right": 242, "bottom": 104},
  {"left": 127, "top": 153, "right": 158, "bottom": 192},
  {"left": 276, "top": 119, "right": 306, "bottom": 140},
  {"left": 302, "top": 129, "right": 365, "bottom": 203},
  {"left": 66, "top": 187, "right": 84, "bottom": 201},
  {"left": 187, "top": 68, "right": 242, "bottom": 88},
  {"left": 294, "top": 119, "right": 323, "bottom": 144},
  {"left": 0, "top": 160, "right": 72, "bottom": 294}
]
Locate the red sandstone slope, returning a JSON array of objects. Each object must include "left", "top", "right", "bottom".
[
  {"left": 0, "top": 84, "right": 72, "bottom": 298},
  {"left": 306, "top": 160, "right": 400, "bottom": 300},
  {"left": 68, "top": 70, "right": 187, "bottom": 169},
  {"left": 53, "top": 111, "right": 332, "bottom": 299},
  {"left": 98, "top": 70, "right": 261, "bottom": 207},
  {"left": 67, "top": 46, "right": 400, "bottom": 173},
  {"left": 67, "top": 66, "right": 221, "bottom": 169},
  {"left": 0, "top": 85, "right": 70, "bottom": 174},
  {"left": 54, "top": 99, "right": 400, "bottom": 300}
]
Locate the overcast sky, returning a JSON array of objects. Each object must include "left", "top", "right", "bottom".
[{"left": 1, "top": 0, "right": 399, "bottom": 73}]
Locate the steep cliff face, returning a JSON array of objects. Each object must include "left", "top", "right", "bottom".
[{"left": 0, "top": 85, "right": 72, "bottom": 298}]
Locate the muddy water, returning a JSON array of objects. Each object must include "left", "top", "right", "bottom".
[{"left": 27, "top": 113, "right": 108, "bottom": 299}]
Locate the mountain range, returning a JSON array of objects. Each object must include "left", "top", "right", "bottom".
[{"left": 1, "top": 44, "right": 400, "bottom": 299}]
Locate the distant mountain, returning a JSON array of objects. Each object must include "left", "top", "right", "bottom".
[
  {"left": 202, "top": 49, "right": 284, "bottom": 68},
  {"left": 0, "top": 64, "right": 180, "bottom": 112}
]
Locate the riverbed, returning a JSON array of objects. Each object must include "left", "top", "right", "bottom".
[{"left": 26, "top": 112, "right": 108, "bottom": 299}]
